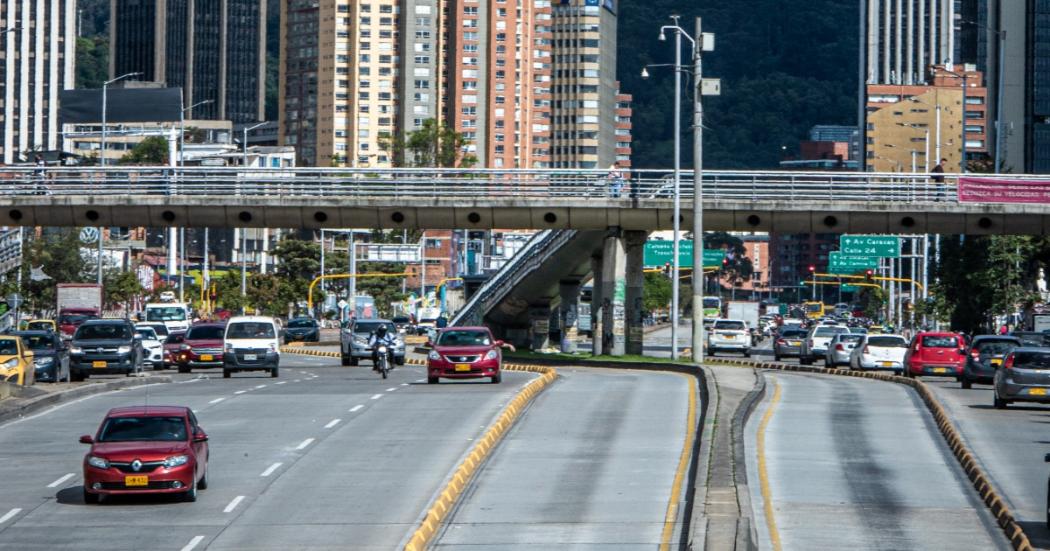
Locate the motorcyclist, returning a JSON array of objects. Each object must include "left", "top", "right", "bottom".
[{"left": 368, "top": 325, "right": 397, "bottom": 372}]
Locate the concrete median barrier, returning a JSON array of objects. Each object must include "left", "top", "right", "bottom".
[{"left": 703, "top": 357, "right": 1035, "bottom": 551}]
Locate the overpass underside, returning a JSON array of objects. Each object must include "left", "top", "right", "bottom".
[{"left": 3, "top": 196, "right": 1049, "bottom": 234}]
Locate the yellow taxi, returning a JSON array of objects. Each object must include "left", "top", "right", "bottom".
[
  {"left": 0, "top": 335, "right": 34, "bottom": 386},
  {"left": 24, "top": 319, "right": 57, "bottom": 333}
]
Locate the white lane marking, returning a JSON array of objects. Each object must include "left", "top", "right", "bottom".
[
  {"left": 400, "top": 383, "right": 409, "bottom": 386},
  {"left": 295, "top": 438, "right": 315, "bottom": 450},
  {"left": 386, "top": 387, "right": 397, "bottom": 392},
  {"left": 0, "top": 508, "right": 21, "bottom": 524},
  {"left": 223, "top": 495, "right": 245, "bottom": 513},
  {"left": 181, "top": 535, "right": 205, "bottom": 551},
  {"left": 234, "top": 390, "right": 247, "bottom": 395},
  {"left": 255, "top": 385, "right": 267, "bottom": 389},
  {"left": 208, "top": 397, "right": 225, "bottom": 404},
  {"left": 47, "top": 473, "right": 75, "bottom": 488},
  {"left": 370, "top": 394, "right": 382, "bottom": 400},
  {"left": 415, "top": 379, "right": 425, "bottom": 383},
  {"left": 293, "top": 379, "right": 301, "bottom": 383},
  {"left": 324, "top": 419, "right": 341, "bottom": 429},
  {"left": 260, "top": 462, "right": 282, "bottom": 477},
  {"left": 275, "top": 381, "right": 287, "bottom": 385},
  {"left": 349, "top": 405, "right": 364, "bottom": 413}
]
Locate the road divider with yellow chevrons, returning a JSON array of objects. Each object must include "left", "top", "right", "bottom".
[{"left": 705, "top": 357, "right": 1035, "bottom": 551}]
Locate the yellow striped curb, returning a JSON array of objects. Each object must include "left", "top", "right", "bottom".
[
  {"left": 280, "top": 346, "right": 341, "bottom": 358},
  {"left": 706, "top": 358, "right": 1035, "bottom": 551}
]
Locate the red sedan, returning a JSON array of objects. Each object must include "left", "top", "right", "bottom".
[
  {"left": 904, "top": 331, "right": 967, "bottom": 379},
  {"left": 175, "top": 323, "right": 226, "bottom": 373},
  {"left": 80, "top": 405, "right": 209, "bottom": 503},
  {"left": 161, "top": 331, "right": 186, "bottom": 369},
  {"left": 426, "top": 327, "right": 512, "bottom": 384}
]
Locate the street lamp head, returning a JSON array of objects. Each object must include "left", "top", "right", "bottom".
[
  {"left": 658, "top": 31, "right": 667, "bottom": 42},
  {"left": 640, "top": 67, "right": 650, "bottom": 79}
]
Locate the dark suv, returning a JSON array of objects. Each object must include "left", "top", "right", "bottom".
[
  {"left": 961, "top": 335, "right": 1020, "bottom": 389},
  {"left": 69, "top": 320, "right": 143, "bottom": 381}
]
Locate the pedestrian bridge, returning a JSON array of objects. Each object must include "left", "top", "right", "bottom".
[{"left": 1, "top": 167, "right": 1047, "bottom": 234}]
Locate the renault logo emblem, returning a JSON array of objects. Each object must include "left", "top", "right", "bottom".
[{"left": 131, "top": 459, "right": 142, "bottom": 472}]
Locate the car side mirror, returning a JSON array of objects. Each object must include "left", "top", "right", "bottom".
[
  {"left": 79, "top": 435, "right": 94, "bottom": 444},
  {"left": 1045, "top": 452, "right": 1050, "bottom": 463},
  {"left": 958, "top": 348, "right": 966, "bottom": 356},
  {"left": 193, "top": 431, "right": 208, "bottom": 443},
  {"left": 495, "top": 340, "right": 505, "bottom": 347},
  {"left": 425, "top": 340, "right": 434, "bottom": 348},
  {"left": 23, "top": 350, "right": 33, "bottom": 360}
]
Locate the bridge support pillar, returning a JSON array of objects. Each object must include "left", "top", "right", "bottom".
[
  {"left": 529, "top": 305, "right": 552, "bottom": 351},
  {"left": 590, "top": 255, "right": 604, "bottom": 355},
  {"left": 624, "top": 231, "right": 647, "bottom": 356},
  {"left": 559, "top": 280, "right": 582, "bottom": 353},
  {"left": 600, "top": 230, "right": 627, "bottom": 356}
]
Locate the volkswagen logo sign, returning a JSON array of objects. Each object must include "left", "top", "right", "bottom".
[{"left": 131, "top": 459, "right": 142, "bottom": 472}]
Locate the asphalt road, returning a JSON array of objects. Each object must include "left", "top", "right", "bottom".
[
  {"left": 746, "top": 371, "right": 1010, "bottom": 550},
  {"left": 432, "top": 367, "right": 693, "bottom": 549},
  {"left": 0, "top": 354, "right": 539, "bottom": 550}
]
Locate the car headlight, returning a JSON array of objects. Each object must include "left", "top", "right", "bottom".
[
  {"left": 354, "top": 336, "right": 368, "bottom": 345},
  {"left": 87, "top": 456, "right": 109, "bottom": 469},
  {"left": 268, "top": 344, "right": 277, "bottom": 353},
  {"left": 163, "top": 454, "right": 190, "bottom": 468},
  {"left": 117, "top": 345, "right": 132, "bottom": 354},
  {"left": 34, "top": 357, "right": 54, "bottom": 366},
  {"left": 485, "top": 350, "right": 499, "bottom": 360},
  {"left": 2, "top": 358, "right": 19, "bottom": 369},
  {"left": 69, "top": 346, "right": 83, "bottom": 355},
  {"left": 224, "top": 343, "right": 234, "bottom": 352},
  {"left": 428, "top": 350, "right": 441, "bottom": 361}
]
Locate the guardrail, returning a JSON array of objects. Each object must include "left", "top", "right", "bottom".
[{"left": 0, "top": 167, "right": 1018, "bottom": 203}]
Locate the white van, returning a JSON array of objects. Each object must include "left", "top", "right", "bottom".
[{"left": 223, "top": 316, "right": 281, "bottom": 378}]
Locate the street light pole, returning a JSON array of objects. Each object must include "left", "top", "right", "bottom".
[
  {"left": 100, "top": 72, "right": 141, "bottom": 167},
  {"left": 239, "top": 121, "right": 269, "bottom": 309},
  {"left": 691, "top": 17, "right": 706, "bottom": 366},
  {"left": 670, "top": 20, "right": 682, "bottom": 361}
]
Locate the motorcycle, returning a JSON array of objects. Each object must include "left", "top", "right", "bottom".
[{"left": 376, "top": 344, "right": 390, "bottom": 379}]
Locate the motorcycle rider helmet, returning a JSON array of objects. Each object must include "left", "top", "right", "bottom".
[{"left": 376, "top": 325, "right": 388, "bottom": 337}]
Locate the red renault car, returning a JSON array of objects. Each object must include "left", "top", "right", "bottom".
[
  {"left": 80, "top": 406, "right": 209, "bottom": 503},
  {"left": 426, "top": 327, "right": 511, "bottom": 384},
  {"left": 175, "top": 323, "right": 226, "bottom": 373},
  {"left": 904, "top": 331, "right": 967, "bottom": 379}
]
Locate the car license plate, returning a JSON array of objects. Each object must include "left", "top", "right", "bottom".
[
  {"left": 1030, "top": 388, "right": 1048, "bottom": 396},
  {"left": 244, "top": 354, "right": 257, "bottom": 361},
  {"left": 124, "top": 475, "right": 148, "bottom": 487},
  {"left": 455, "top": 363, "right": 471, "bottom": 372},
  {"left": 933, "top": 367, "right": 948, "bottom": 373},
  {"left": 200, "top": 354, "right": 213, "bottom": 361},
  {"left": 725, "top": 335, "right": 736, "bottom": 339},
  {"left": 92, "top": 360, "right": 107, "bottom": 368},
  {"left": 991, "top": 359, "right": 1002, "bottom": 366},
  {"left": 881, "top": 361, "right": 894, "bottom": 367},
  {"left": 789, "top": 341, "right": 800, "bottom": 346}
]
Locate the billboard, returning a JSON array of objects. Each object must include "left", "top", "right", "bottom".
[
  {"left": 957, "top": 177, "right": 1050, "bottom": 204},
  {"left": 59, "top": 88, "right": 183, "bottom": 124}
]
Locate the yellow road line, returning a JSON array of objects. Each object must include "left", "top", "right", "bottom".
[
  {"left": 659, "top": 373, "right": 698, "bottom": 550},
  {"left": 757, "top": 379, "right": 783, "bottom": 551}
]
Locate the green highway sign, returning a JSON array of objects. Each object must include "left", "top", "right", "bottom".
[
  {"left": 643, "top": 240, "right": 726, "bottom": 268},
  {"left": 841, "top": 284, "right": 859, "bottom": 292},
  {"left": 840, "top": 235, "right": 900, "bottom": 257},
  {"left": 828, "top": 251, "right": 878, "bottom": 274}
]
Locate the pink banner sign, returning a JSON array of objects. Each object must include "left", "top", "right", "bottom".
[{"left": 957, "top": 177, "right": 1050, "bottom": 204}]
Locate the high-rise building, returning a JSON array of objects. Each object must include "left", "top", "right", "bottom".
[
  {"left": 446, "top": 0, "right": 552, "bottom": 168},
  {"left": 864, "top": 0, "right": 958, "bottom": 86},
  {"left": 398, "top": 0, "right": 445, "bottom": 141},
  {"left": 550, "top": 0, "right": 620, "bottom": 169},
  {"left": 0, "top": 2, "right": 76, "bottom": 164},
  {"left": 110, "top": 0, "right": 266, "bottom": 123}
]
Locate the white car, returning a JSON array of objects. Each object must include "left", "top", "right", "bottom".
[
  {"left": 707, "top": 319, "right": 751, "bottom": 357},
  {"left": 849, "top": 334, "right": 909, "bottom": 372},
  {"left": 824, "top": 332, "right": 864, "bottom": 367},
  {"left": 800, "top": 325, "right": 850, "bottom": 365},
  {"left": 223, "top": 316, "right": 281, "bottom": 378},
  {"left": 134, "top": 326, "right": 165, "bottom": 370}
]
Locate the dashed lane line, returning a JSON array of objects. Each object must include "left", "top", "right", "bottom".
[
  {"left": 260, "top": 462, "right": 282, "bottom": 477},
  {"left": 0, "top": 508, "right": 21, "bottom": 524},
  {"left": 208, "top": 397, "right": 225, "bottom": 404},
  {"left": 349, "top": 405, "right": 364, "bottom": 413},
  {"left": 324, "top": 419, "right": 341, "bottom": 429},
  {"left": 223, "top": 496, "right": 245, "bottom": 513},
  {"left": 180, "top": 535, "right": 205, "bottom": 551},
  {"left": 370, "top": 394, "right": 383, "bottom": 400},
  {"left": 295, "top": 438, "right": 315, "bottom": 450},
  {"left": 386, "top": 387, "right": 397, "bottom": 392},
  {"left": 234, "top": 390, "right": 247, "bottom": 395},
  {"left": 47, "top": 473, "right": 75, "bottom": 488}
]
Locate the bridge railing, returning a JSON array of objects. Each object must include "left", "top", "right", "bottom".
[{"left": 0, "top": 167, "right": 1032, "bottom": 203}]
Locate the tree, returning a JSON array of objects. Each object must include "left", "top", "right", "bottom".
[
  {"left": 18, "top": 230, "right": 90, "bottom": 314},
  {"left": 643, "top": 271, "right": 673, "bottom": 314},
  {"left": 703, "top": 232, "right": 754, "bottom": 290},
  {"left": 355, "top": 262, "right": 408, "bottom": 318},
  {"left": 103, "top": 270, "right": 144, "bottom": 311},
  {"left": 75, "top": 36, "right": 109, "bottom": 89},
  {"left": 381, "top": 119, "right": 477, "bottom": 168},
  {"left": 119, "top": 136, "right": 169, "bottom": 165}
]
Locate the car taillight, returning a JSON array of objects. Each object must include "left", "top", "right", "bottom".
[
  {"left": 835, "top": 344, "right": 844, "bottom": 351},
  {"left": 970, "top": 350, "right": 980, "bottom": 359},
  {"left": 1004, "top": 354, "right": 1015, "bottom": 370},
  {"left": 776, "top": 339, "right": 785, "bottom": 345},
  {"left": 808, "top": 340, "right": 814, "bottom": 347},
  {"left": 862, "top": 345, "right": 870, "bottom": 354}
]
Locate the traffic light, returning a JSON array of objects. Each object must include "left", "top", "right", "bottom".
[
  {"left": 808, "top": 265, "right": 816, "bottom": 273},
  {"left": 865, "top": 269, "right": 874, "bottom": 282},
  {"left": 663, "top": 262, "right": 671, "bottom": 276}
]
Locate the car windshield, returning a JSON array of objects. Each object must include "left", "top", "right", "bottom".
[
  {"left": 135, "top": 328, "right": 158, "bottom": 341},
  {"left": 392, "top": 317, "right": 410, "bottom": 324},
  {"left": 849, "top": 328, "right": 868, "bottom": 334},
  {"left": 164, "top": 333, "right": 185, "bottom": 345},
  {"left": 782, "top": 330, "right": 807, "bottom": 338},
  {"left": 815, "top": 327, "right": 847, "bottom": 337},
  {"left": 437, "top": 330, "right": 492, "bottom": 346},
  {"left": 714, "top": 321, "right": 746, "bottom": 331},
  {"left": 58, "top": 314, "right": 93, "bottom": 325},
  {"left": 976, "top": 340, "right": 1019, "bottom": 356},
  {"left": 187, "top": 326, "right": 225, "bottom": 340},
  {"left": 353, "top": 322, "right": 395, "bottom": 334},
  {"left": 76, "top": 324, "right": 130, "bottom": 341},
  {"left": 146, "top": 307, "right": 187, "bottom": 322},
  {"left": 0, "top": 339, "right": 18, "bottom": 355},
  {"left": 26, "top": 322, "right": 52, "bottom": 331},
  {"left": 869, "top": 336, "right": 907, "bottom": 347},
  {"left": 703, "top": 298, "right": 721, "bottom": 309},
  {"left": 839, "top": 335, "right": 864, "bottom": 344},
  {"left": 141, "top": 324, "right": 168, "bottom": 337},
  {"left": 97, "top": 416, "right": 187, "bottom": 442},
  {"left": 288, "top": 319, "right": 316, "bottom": 328},
  {"left": 1012, "top": 351, "right": 1050, "bottom": 370},
  {"left": 922, "top": 335, "right": 958, "bottom": 348},
  {"left": 226, "top": 322, "right": 275, "bottom": 339},
  {"left": 17, "top": 334, "right": 53, "bottom": 351},
  {"left": 806, "top": 303, "right": 822, "bottom": 313},
  {"left": 1010, "top": 333, "right": 1047, "bottom": 347}
]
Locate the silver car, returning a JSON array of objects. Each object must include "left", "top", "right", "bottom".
[
  {"left": 800, "top": 325, "right": 849, "bottom": 365},
  {"left": 340, "top": 319, "right": 406, "bottom": 367},
  {"left": 773, "top": 328, "right": 807, "bottom": 361},
  {"left": 993, "top": 347, "right": 1050, "bottom": 409},
  {"left": 849, "top": 334, "right": 908, "bottom": 372},
  {"left": 824, "top": 333, "right": 864, "bottom": 367}
]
